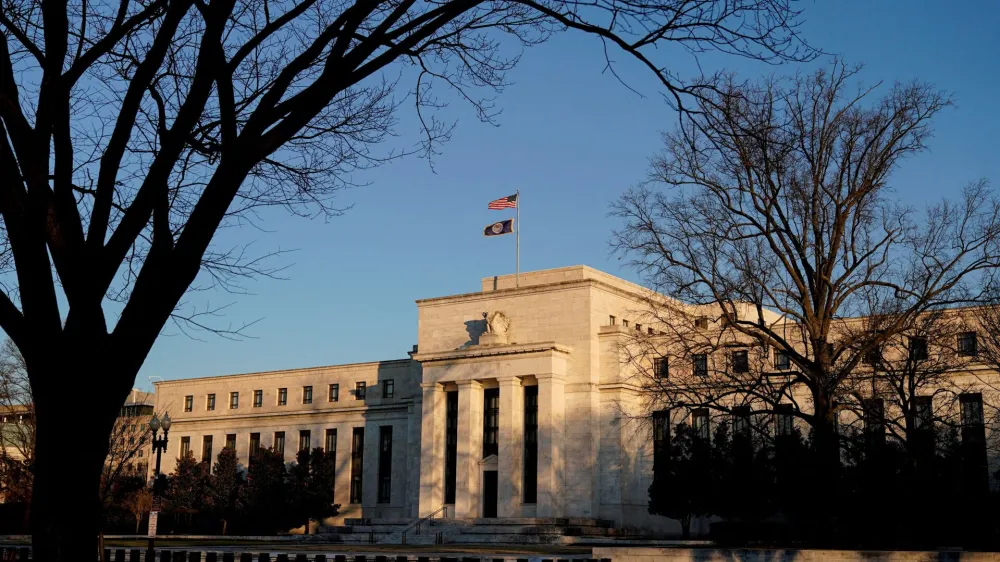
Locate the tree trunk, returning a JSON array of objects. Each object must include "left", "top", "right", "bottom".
[
  {"left": 28, "top": 351, "right": 125, "bottom": 562},
  {"left": 221, "top": 519, "right": 227, "bottom": 536}
]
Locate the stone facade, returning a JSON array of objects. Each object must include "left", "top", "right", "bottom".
[
  {"left": 153, "top": 264, "right": 1000, "bottom": 533},
  {"left": 154, "top": 266, "right": 673, "bottom": 529}
]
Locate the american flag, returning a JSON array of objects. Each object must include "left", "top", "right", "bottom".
[{"left": 488, "top": 193, "right": 518, "bottom": 210}]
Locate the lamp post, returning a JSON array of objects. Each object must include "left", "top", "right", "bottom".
[{"left": 147, "top": 412, "right": 170, "bottom": 556}]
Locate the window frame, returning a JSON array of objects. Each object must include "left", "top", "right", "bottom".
[
  {"left": 693, "top": 353, "right": 709, "bottom": 377},
  {"left": 653, "top": 356, "right": 669, "bottom": 379},
  {"left": 229, "top": 391, "right": 239, "bottom": 409},
  {"left": 277, "top": 387, "right": 288, "bottom": 406},
  {"left": 731, "top": 349, "right": 750, "bottom": 374},
  {"left": 383, "top": 379, "right": 394, "bottom": 399},
  {"left": 184, "top": 395, "right": 193, "bottom": 412},
  {"left": 303, "top": 385, "right": 313, "bottom": 405},
  {"left": 691, "top": 408, "right": 710, "bottom": 440},
  {"left": 206, "top": 394, "right": 216, "bottom": 411},
  {"left": 355, "top": 381, "right": 367, "bottom": 400},
  {"left": 329, "top": 383, "right": 340, "bottom": 402},
  {"left": 958, "top": 332, "right": 979, "bottom": 357},
  {"left": 253, "top": 389, "right": 263, "bottom": 408}
]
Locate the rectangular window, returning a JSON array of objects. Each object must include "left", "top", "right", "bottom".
[
  {"left": 622, "top": 319, "right": 629, "bottom": 328},
  {"left": 961, "top": 393, "right": 985, "bottom": 427},
  {"left": 774, "top": 350, "right": 791, "bottom": 370},
  {"left": 483, "top": 388, "right": 499, "bottom": 458},
  {"left": 350, "top": 427, "right": 365, "bottom": 503},
  {"left": 862, "top": 346, "right": 882, "bottom": 365},
  {"left": 692, "top": 408, "right": 710, "bottom": 440},
  {"left": 653, "top": 357, "right": 669, "bottom": 379},
  {"left": 180, "top": 436, "right": 191, "bottom": 458},
  {"left": 378, "top": 426, "right": 393, "bottom": 503},
  {"left": 695, "top": 317, "right": 709, "bottom": 330},
  {"left": 278, "top": 388, "right": 288, "bottom": 406},
  {"left": 202, "top": 435, "right": 213, "bottom": 463},
  {"left": 303, "top": 386, "right": 313, "bottom": 404},
  {"left": 274, "top": 431, "right": 285, "bottom": 457},
  {"left": 229, "top": 392, "right": 239, "bottom": 409},
  {"left": 652, "top": 409, "right": 669, "bottom": 481},
  {"left": 648, "top": 327, "right": 654, "bottom": 335},
  {"left": 325, "top": 428, "right": 337, "bottom": 454},
  {"left": 865, "top": 399, "right": 885, "bottom": 436},
  {"left": 731, "top": 350, "right": 749, "bottom": 373},
  {"left": 383, "top": 379, "right": 394, "bottom": 399},
  {"left": 914, "top": 396, "right": 933, "bottom": 430},
  {"left": 909, "top": 337, "right": 929, "bottom": 361},
  {"left": 958, "top": 332, "right": 979, "bottom": 356},
  {"left": 225, "top": 433, "right": 236, "bottom": 450},
  {"left": 774, "top": 404, "right": 794, "bottom": 437},
  {"left": 206, "top": 394, "right": 216, "bottom": 411},
  {"left": 249, "top": 433, "right": 261, "bottom": 457},
  {"left": 184, "top": 396, "right": 193, "bottom": 412},
  {"left": 523, "top": 385, "right": 538, "bottom": 503},
  {"left": 693, "top": 353, "right": 708, "bottom": 377},
  {"left": 609, "top": 315, "right": 616, "bottom": 326},
  {"left": 445, "top": 391, "right": 459, "bottom": 504},
  {"left": 253, "top": 390, "right": 263, "bottom": 408},
  {"left": 355, "top": 382, "right": 366, "bottom": 400},
  {"left": 329, "top": 384, "right": 339, "bottom": 402},
  {"left": 732, "top": 405, "right": 751, "bottom": 436},
  {"left": 635, "top": 323, "right": 642, "bottom": 332},
  {"left": 299, "top": 430, "right": 311, "bottom": 452}
]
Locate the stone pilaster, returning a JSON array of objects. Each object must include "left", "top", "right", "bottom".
[
  {"left": 497, "top": 376, "right": 524, "bottom": 517},
  {"left": 418, "top": 382, "right": 445, "bottom": 516},
  {"left": 535, "top": 373, "right": 565, "bottom": 517},
  {"left": 455, "top": 379, "right": 483, "bottom": 518}
]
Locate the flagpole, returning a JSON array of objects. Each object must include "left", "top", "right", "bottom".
[{"left": 516, "top": 189, "right": 520, "bottom": 288}]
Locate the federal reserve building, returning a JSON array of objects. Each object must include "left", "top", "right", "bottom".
[{"left": 155, "top": 266, "right": 671, "bottom": 530}]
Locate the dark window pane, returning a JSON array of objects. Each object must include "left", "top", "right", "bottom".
[
  {"left": 693, "top": 354, "right": 708, "bottom": 377},
  {"left": 356, "top": 382, "right": 366, "bottom": 400},
  {"left": 654, "top": 357, "right": 669, "bottom": 379},
  {"left": 303, "top": 386, "right": 313, "bottom": 404},
  {"left": 445, "top": 391, "right": 459, "bottom": 504},
  {"left": 483, "top": 388, "right": 499, "bottom": 458},
  {"left": 351, "top": 428, "right": 365, "bottom": 503},
  {"left": 523, "top": 386, "right": 538, "bottom": 503},
  {"left": 329, "top": 384, "right": 339, "bottom": 402},
  {"left": 383, "top": 379, "right": 394, "bottom": 399},
  {"left": 378, "top": 426, "right": 392, "bottom": 503},
  {"left": 732, "top": 350, "right": 749, "bottom": 373}
]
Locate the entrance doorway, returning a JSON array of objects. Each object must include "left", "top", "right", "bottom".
[{"left": 483, "top": 470, "right": 498, "bottom": 518}]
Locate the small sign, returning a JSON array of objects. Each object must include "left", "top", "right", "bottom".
[
  {"left": 147, "top": 511, "right": 159, "bottom": 538},
  {"left": 151, "top": 496, "right": 163, "bottom": 512}
]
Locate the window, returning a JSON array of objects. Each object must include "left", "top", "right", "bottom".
[
  {"left": 383, "top": 379, "right": 394, "bottom": 399},
  {"left": 253, "top": 390, "right": 263, "bottom": 408},
  {"left": 635, "top": 324, "right": 642, "bottom": 332},
  {"left": 731, "top": 350, "right": 749, "bottom": 373},
  {"left": 325, "top": 428, "right": 337, "bottom": 454},
  {"left": 206, "top": 394, "right": 216, "bottom": 411},
  {"left": 249, "top": 433, "right": 261, "bottom": 457},
  {"left": 862, "top": 345, "right": 882, "bottom": 365},
  {"left": 184, "top": 396, "right": 193, "bottom": 412},
  {"left": 483, "top": 388, "right": 500, "bottom": 458},
  {"left": 693, "top": 353, "right": 708, "bottom": 377},
  {"left": 609, "top": 315, "right": 616, "bottom": 326},
  {"left": 329, "top": 384, "right": 340, "bottom": 402},
  {"left": 299, "top": 430, "right": 311, "bottom": 452},
  {"left": 274, "top": 431, "right": 285, "bottom": 456},
  {"left": 653, "top": 357, "right": 669, "bottom": 379},
  {"left": 864, "top": 399, "right": 885, "bottom": 436},
  {"left": 303, "top": 386, "right": 313, "bottom": 405},
  {"left": 229, "top": 392, "right": 239, "bottom": 409},
  {"left": 523, "top": 386, "right": 538, "bottom": 503},
  {"left": 180, "top": 436, "right": 191, "bottom": 458},
  {"left": 378, "top": 426, "right": 393, "bottom": 503},
  {"left": 278, "top": 388, "right": 288, "bottom": 406},
  {"left": 350, "top": 428, "right": 365, "bottom": 503},
  {"left": 774, "top": 350, "right": 791, "bottom": 370},
  {"left": 355, "top": 381, "right": 366, "bottom": 400},
  {"left": 202, "top": 435, "right": 213, "bottom": 463},
  {"left": 914, "top": 396, "right": 933, "bottom": 430},
  {"left": 653, "top": 410, "right": 669, "bottom": 444},
  {"left": 445, "top": 391, "right": 459, "bottom": 504},
  {"left": 958, "top": 332, "right": 979, "bottom": 356},
  {"left": 692, "top": 408, "right": 710, "bottom": 440},
  {"left": 225, "top": 434, "right": 236, "bottom": 450},
  {"left": 648, "top": 327, "right": 654, "bottom": 335},
  {"left": 908, "top": 336, "right": 929, "bottom": 361},
  {"left": 732, "top": 406, "right": 751, "bottom": 436},
  {"left": 960, "top": 393, "right": 985, "bottom": 428},
  {"left": 622, "top": 319, "right": 629, "bottom": 328},
  {"left": 652, "top": 409, "right": 669, "bottom": 480},
  {"left": 695, "top": 317, "right": 709, "bottom": 330},
  {"left": 774, "top": 404, "right": 794, "bottom": 437}
]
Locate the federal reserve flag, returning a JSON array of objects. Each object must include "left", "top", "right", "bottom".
[{"left": 483, "top": 218, "right": 514, "bottom": 237}]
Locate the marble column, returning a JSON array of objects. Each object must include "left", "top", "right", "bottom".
[
  {"left": 535, "top": 373, "right": 565, "bottom": 517},
  {"left": 418, "top": 382, "right": 445, "bottom": 516},
  {"left": 497, "top": 376, "right": 524, "bottom": 517},
  {"left": 455, "top": 380, "right": 484, "bottom": 518}
]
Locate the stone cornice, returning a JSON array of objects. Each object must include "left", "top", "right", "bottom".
[
  {"left": 415, "top": 277, "right": 668, "bottom": 308},
  {"left": 154, "top": 358, "right": 413, "bottom": 387},
  {"left": 412, "top": 341, "right": 573, "bottom": 364}
]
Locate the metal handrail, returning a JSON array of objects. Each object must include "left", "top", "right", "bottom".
[{"left": 377, "top": 505, "right": 449, "bottom": 544}]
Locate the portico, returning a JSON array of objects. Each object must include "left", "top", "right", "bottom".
[{"left": 413, "top": 342, "right": 571, "bottom": 519}]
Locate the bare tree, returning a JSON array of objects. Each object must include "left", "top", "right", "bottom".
[
  {"left": 0, "top": 338, "right": 33, "bottom": 505},
  {"left": 612, "top": 62, "right": 1000, "bottom": 474},
  {"left": 0, "top": 0, "right": 815, "bottom": 557},
  {"left": 122, "top": 487, "right": 153, "bottom": 534}
]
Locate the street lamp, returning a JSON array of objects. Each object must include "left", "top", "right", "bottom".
[{"left": 147, "top": 413, "right": 170, "bottom": 555}]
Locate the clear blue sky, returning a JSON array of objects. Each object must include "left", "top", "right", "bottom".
[{"left": 137, "top": 0, "right": 1000, "bottom": 387}]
